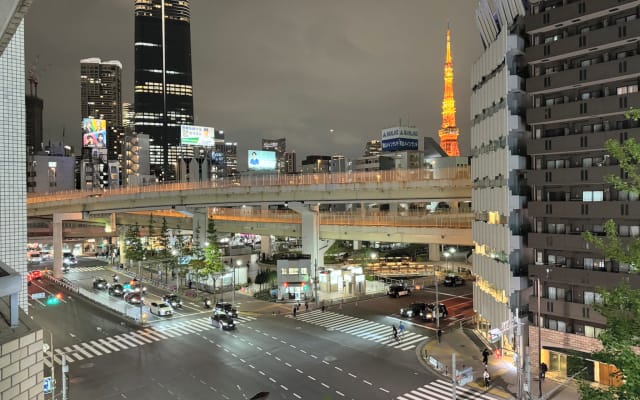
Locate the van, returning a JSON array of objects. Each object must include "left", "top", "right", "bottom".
[{"left": 387, "top": 285, "right": 411, "bottom": 298}]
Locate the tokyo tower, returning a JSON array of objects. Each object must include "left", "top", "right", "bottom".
[{"left": 438, "top": 28, "right": 460, "bottom": 157}]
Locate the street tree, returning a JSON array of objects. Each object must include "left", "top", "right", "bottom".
[
  {"left": 580, "top": 118, "right": 640, "bottom": 398},
  {"left": 200, "top": 219, "right": 225, "bottom": 302},
  {"left": 124, "top": 223, "right": 144, "bottom": 267}
]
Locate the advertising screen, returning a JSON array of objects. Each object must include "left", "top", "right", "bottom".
[
  {"left": 180, "top": 125, "right": 222, "bottom": 147},
  {"left": 82, "top": 118, "right": 107, "bottom": 148},
  {"left": 381, "top": 127, "right": 419, "bottom": 152},
  {"left": 248, "top": 150, "right": 277, "bottom": 171}
]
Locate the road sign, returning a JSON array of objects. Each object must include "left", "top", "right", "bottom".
[
  {"left": 31, "top": 292, "right": 46, "bottom": 300},
  {"left": 43, "top": 376, "right": 52, "bottom": 393}
]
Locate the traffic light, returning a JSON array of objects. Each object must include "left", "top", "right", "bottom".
[
  {"left": 301, "top": 282, "right": 307, "bottom": 290},
  {"left": 46, "top": 293, "right": 62, "bottom": 305},
  {"left": 283, "top": 282, "right": 288, "bottom": 288}
]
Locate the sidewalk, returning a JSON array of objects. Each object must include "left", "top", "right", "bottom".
[{"left": 420, "top": 328, "right": 580, "bottom": 400}]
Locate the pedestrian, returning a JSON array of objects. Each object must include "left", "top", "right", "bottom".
[
  {"left": 304, "top": 301, "right": 309, "bottom": 312},
  {"left": 392, "top": 325, "right": 398, "bottom": 341},
  {"left": 399, "top": 321, "right": 406, "bottom": 338},
  {"left": 296, "top": 301, "right": 300, "bottom": 311},
  {"left": 482, "top": 348, "right": 490, "bottom": 366},
  {"left": 321, "top": 304, "right": 326, "bottom": 312},
  {"left": 437, "top": 329, "right": 442, "bottom": 343},
  {"left": 483, "top": 369, "right": 491, "bottom": 387},
  {"left": 293, "top": 306, "right": 297, "bottom": 318},
  {"left": 188, "top": 280, "right": 193, "bottom": 289},
  {"left": 540, "top": 362, "right": 548, "bottom": 382}
]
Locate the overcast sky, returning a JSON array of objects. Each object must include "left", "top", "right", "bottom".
[{"left": 24, "top": 0, "right": 482, "bottom": 165}]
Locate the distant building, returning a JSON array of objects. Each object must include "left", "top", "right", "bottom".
[
  {"left": 134, "top": 0, "right": 194, "bottom": 180},
  {"left": 25, "top": 94, "right": 43, "bottom": 154},
  {"left": 122, "top": 133, "right": 152, "bottom": 186},
  {"left": 262, "top": 138, "right": 286, "bottom": 173},
  {"left": 364, "top": 139, "right": 381, "bottom": 157},
  {"left": 80, "top": 57, "right": 123, "bottom": 161},
  {"left": 122, "top": 102, "right": 134, "bottom": 129},
  {"left": 352, "top": 155, "right": 394, "bottom": 172},
  {"left": 300, "top": 155, "right": 331, "bottom": 173},
  {"left": 283, "top": 151, "right": 297, "bottom": 174},
  {"left": 329, "top": 155, "right": 347, "bottom": 173},
  {"left": 387, "top": 150, "right": 424, "bottom": 170}
]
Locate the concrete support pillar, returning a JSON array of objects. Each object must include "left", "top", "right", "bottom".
[
  {"left": 119, "top": 229, "right": 127, "bottom": 265},
  {"left": 429, "top": 243, "right": 441, "bottom": 261},
  {"left": 53, "top": 213, "right": 83, "bottom": 279},
  {"left": 287, "top": 202, "right": 322, "bottom": 270},
  {"left": 353, "top": 240, "right": 361, "bottom": 251},
  {"left": 191, "top": 208, "right": 209, "bottom": 248},
  {"left": 360, "top": 202, "right": 366, "bottom": 218},
  {"left": 261, "top": 235, "right": 272, "bottom": 259}
]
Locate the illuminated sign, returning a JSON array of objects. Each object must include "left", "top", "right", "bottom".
[
  {"left": 381, "top": 127, "right": 419, "bottom": 152},
  {"left": 180, "top": 125, "right": 222, "bottom": 147},
  {"left": 82, "top": 118, "right": 107, "bottom": 148},
  {"left": 248, "top": 150, "right": 277, "bottom": 171}
]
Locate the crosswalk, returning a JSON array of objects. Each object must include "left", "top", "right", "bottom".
[
  {"left": 43, "top": 314, "right": 256, "bottom": 367},
  {"left": 288, "top": 310, "right": 427, "bottom": 351},
  {"left": 68, "top": 266, "right": 105, "bottom": 273},
  {"left": 397, "top": 379, "right": 500, "bottom": 400}
]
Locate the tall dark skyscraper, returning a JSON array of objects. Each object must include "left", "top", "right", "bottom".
[{"left": 134, "top": 0, "right": 194, "bottom": 180}]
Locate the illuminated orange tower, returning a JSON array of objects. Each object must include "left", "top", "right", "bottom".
[{"left": 438, "top": 28, "right": 460, "bottom": 156}]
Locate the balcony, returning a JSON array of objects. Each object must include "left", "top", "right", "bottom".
[
  {"left": 525, "top": 0, "right": 639, "bottom": 34},
  {"left": 526, "top": 127, "right": 640, "bottom": 155},
  {"left": 526, "top": 165, "right": 620, "bottom": 186},
  {"left": 527, "top": 92, "right": 640, "bottom": 125},
  {"left": 528, "top": 200, "right": 640, "bottom": 219},
  {"left": 526, "top": 15, "right": 640, "bottom": 64},
  {"left": 529, "top": 263, "right": 640, "bottom": 289},
  {"left": 527, "top": 53, "right": 640, "bottom": 94},
  {"left": 529, "top": 295, "right": 607, "bottom": 325}
]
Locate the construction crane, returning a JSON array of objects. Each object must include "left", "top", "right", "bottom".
[{"left": 27, "top": 55, "right": 51, "bottom": 97}]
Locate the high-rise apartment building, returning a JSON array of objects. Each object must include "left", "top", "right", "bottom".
[
  {"left": 25, "top": 94, "right": 43, "bottom": 153},
  {"left": 134, "top": 0, "right": 194, "bottom": 180},
  {"left": 80, "top": 58, "right": 123, "bottom": 162},
  {"left": 122, "top": 102, "right": 134, "bottom": 130},
  {"left": 524, "top": 0, "right": 640, "bottom": 383},
  {"left": 472, "top": 0, "right": 640, "bottom": 385},
  {"left": 284, "top": 151, "right": 297, "bottom": 174}
]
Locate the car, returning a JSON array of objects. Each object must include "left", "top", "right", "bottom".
[
  {"left": 92, "top": 277, "right": 108, "bottom": 290},
  {"left": 149, "top": 302, "right": 173, "bottom": 316},
  {"left": 387, "top": 285, "right": 411, "bottom": 298},
  {"left": 210, "top": 314, "right": 236, "bottom": 330},
  {"left": 124, "top": 292, "right": 143, "bottom": 305},
  {"left": 27, "top": 270, "right": 43, "bottom": 285},
  {"left": 214, "top": 302, "right": 238, "bottom": 318},
  {"left": 421, "top": 303, "right": 449, "bottom": 322},
  {"left": 123, "top": 279, "right": 147, "bottom": 294},
  {"left": 400, "top": 302, "right": 427, "bottom": 318},
  {"left": 162, "top": 293, "right": 182, "bottom": 309},
  {"left": 108, "top": 283, "right": 124, "bottom": 297},
  {"left": 444, "top": 275, "right": 464, "bottom": 287},
  {"left": 63, "top": 252, "right": 77, "bottom": 265},
  {"left": 27, "top": 251, "right": 42, "bottom": 264}
]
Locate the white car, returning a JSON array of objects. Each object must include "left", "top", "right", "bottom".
[{"left": 149, "top": 302, "right": 173, "bottom": 316}]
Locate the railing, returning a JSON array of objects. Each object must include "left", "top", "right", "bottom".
[{"left": 27, "top": 167, "right": 471, "bottom": 205}]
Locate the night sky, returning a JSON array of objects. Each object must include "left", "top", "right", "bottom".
[{"left": 25, "top": 0, "right": 482, "bottom": 166}]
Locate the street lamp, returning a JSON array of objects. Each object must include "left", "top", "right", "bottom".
[
  {"left": 532, "top": 268, "right": 550, "bottom": 400},
  {"left": 233, "top": 259, "right": 241, "bottom": 307},
  {"left": 438, "top": 252, "right": 449, "bottom": 331}
]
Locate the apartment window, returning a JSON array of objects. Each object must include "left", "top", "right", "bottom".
[
  {"left": 547, "top": 319, "right": 567, "bottom": 332},
  {"left": 280, "top": 268, "right": 287, "bottom": 275},
  {"left": 617, "top": 85, "right": 638, "bottom": 95},
  {"left": 582, "top": 190, "right": 603, "bottom": 202},
  {"left": 584, "top": 291, "right": 603, "bottom": 305},
  {"left": 584, "top": 325, "right": 603, "bottom": 338},
  {"left": 288, "top": 267, "right": 299, "bottom": 275},
  {"left": 619, "top": 225, "right": 630, "bottom": 236},
  {"left": 548, "top": 287, "right": 566, "bottom": 300}
]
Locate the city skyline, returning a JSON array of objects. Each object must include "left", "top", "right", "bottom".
[{"left": 24, "top": 0, "right": 482, "bottom": 165}]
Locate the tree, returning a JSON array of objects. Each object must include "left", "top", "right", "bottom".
[
  {"left": 147, "top": 213, "right": 156, "bottom": 258},
  {"left": 124, "top": 223, "right": 144, "bottom": 266},
  {"left": 580, "top": 121, "right": 640, "bottom": 398},
  {"left": 200, "top": 219, "right": 225, "bottom": 302}
]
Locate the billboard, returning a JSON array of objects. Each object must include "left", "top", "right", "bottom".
[
  {"left": 82, "top": 118, "right": 107, "bottom": 148},
  {"left": 248, "top": 150, "right": 277, "bottom": 171},
  {"left": 180, "top": 125, "right": 222, "bottom": 147},
  {"left": 381, "top": 127, "right": 419, "bottom": 152}
]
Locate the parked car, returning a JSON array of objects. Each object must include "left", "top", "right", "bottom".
[
  {"left": 387, "top": 285, "right": 411, "bottom": 298},
  {"left": 444, "top": 275, "right": 464, "bottom": 287},
  {"left": 108, "top": 283, "right": 124, "bottom": 297},
  {"left": 421, "top": 303, "right": 449, "bottom": 322},
  {"left": 210, "top": 314, "right": 236, "bottom": 330},
  {"left": 92, "top": 277, "right": 108, "bottom": 290},
  {"left": 214, "top": 302, "right": 238, "bottom": 318},
  {"left": 400, "top": 302, "right": 427, "bottom": 318},
  {"left": 162, "top": 294, "right": 182, "bottom": 309},
  {"left": 149, "top": 302, "right": 173, "bottom": 316},
  {"left": 124, "top": 292, "right": 143, "bottom": 305}
]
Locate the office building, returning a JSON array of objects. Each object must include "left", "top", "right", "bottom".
[
  {"left": 364, "top": 139, "right": 381, "bottom": 157},
  {"left": 262, "top": 138, "right": 286, "bottom": 173},
  {"left": 300, "top": 155, "right": 331, "bottom": 173},
  {"left": 283, "top": 151, "right": 297, "bottom": 174},
  {"left": 123, "top": 133, "right": 152, "bottom": 186},
  {"left": 25, "top": 71, "right": 43, "bottom": 153},
  {"left": 352, "top": 155, "right": 395, "bottom": 172},
  {"left": 134, "top": 0, "right": 194, "bottom": 180},
  {"left": 0, "top": 12, "right": 46, "bottom": 398},
  {"left": 329, "top": 155, "right": 347, "bottom": 173},
  {"left": 122, "top": 102, "right": 135, "bottom": 129},
  {"left": 80, "top": 57, "right": 123, "bottom": 161},
  {"left": 524, "top": 0, "right": 640, "bottom": 383}
]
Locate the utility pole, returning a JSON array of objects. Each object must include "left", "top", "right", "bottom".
[
  {"left": 451, "top": 352, "right": 457, "bottom": 400},
  {"left": 61, "top": 354, "right": 68, "bottom": 400},
  {"left": 435, "top": 269, "right": 440, "bottom": 333}
]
